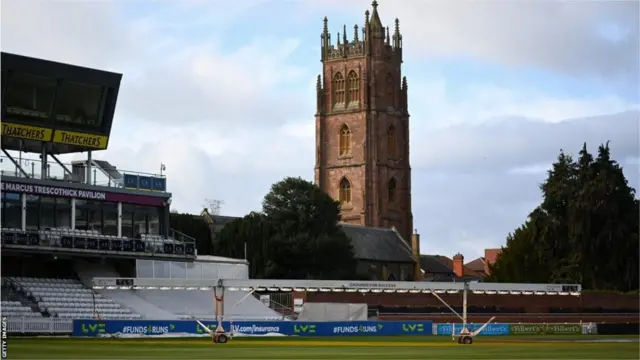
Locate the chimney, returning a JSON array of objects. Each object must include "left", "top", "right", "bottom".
[
  {"left": 452, "top": 253, "right": 464, "bottom": 278},
  {"left": 411, "top": 229, "right": 422, "bottom": 281}
]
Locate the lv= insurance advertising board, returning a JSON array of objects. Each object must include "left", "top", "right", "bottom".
[{"left": 73, "top": 320, "right": 434, "bottom": 337}]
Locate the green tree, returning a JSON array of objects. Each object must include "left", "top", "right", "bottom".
[
  {"left": 488, "top": 142, "right": 639, "bottom": 291},
  {"left": 488, "top": 209, "right": 550, "bottom": 283},
  {"left": 169, "top": 212, "right": 214, "bottom": 255},
  {"left": 217, "top": 177, "right": 357, "bottom": 279},
  {"left": 262, "top": 177, "right": 343, "bottom": 238},
  {"left": 216, "top": 212, "right": 272, "bottom": 279}
]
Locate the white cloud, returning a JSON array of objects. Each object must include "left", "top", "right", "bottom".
[
  {"left": 0, "top": 1, "right": 139, "bottom": 70},
  {"left": 507, "top": 164, "right": 551, "bottom": 175},
  {"left": 1, "top": 0, "right": 638, "bottom": 261},
  {"left": 413, "top": 111, "right": 640, "bottom": 173},
  {"left": 310, "top": 0, "right": 639, "bottom": 80},
  {"left": 411, "top": 80, "right": 639, "bottom": 129}
]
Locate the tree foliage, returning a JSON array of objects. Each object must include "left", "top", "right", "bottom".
[
  {"left": 216, "top": 177, "right": 357, "bottom": 280},
  {"left": 488, "top": 142, "right": 639, "bottom": 291},
  {"left": 169, "top": 212, "right": 214, "bottom": 255}
]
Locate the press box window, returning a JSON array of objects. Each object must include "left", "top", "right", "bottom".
[
  {"left": 54, "top": 80, "right": 103, "bottom": 129},
  {"left": 1, "top": 192, "right": 22, "bottom": 230},
  {"left": 3, "top": 72, "right": 56, "bottom": 123}
]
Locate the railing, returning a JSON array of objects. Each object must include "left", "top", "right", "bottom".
[
  {"left": 254, "top": 292, "right": 297, "bottom": 320},
  {"left": 6, "top": 316, "right": 73, "bottom": 333},
  {"left": 269, "top": 299, "right": 297, "bottom": 320},
  {"left": 0, "top": 154, "right": 165, "bottom": 191},
  {"left": 176, "top": 314, "right": 286, "bottom": 321},
  {"left": 1, "top": 229, "right": 197, "bottom": 258},
  {"left": 169, "top": 229, "right": 197, "bottom": 246}
]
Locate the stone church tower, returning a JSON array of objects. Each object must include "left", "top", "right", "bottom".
[{"left": 314, "top": 1, "right": 413, "bottom": 243}]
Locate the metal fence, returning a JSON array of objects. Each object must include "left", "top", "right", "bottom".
[{"left": 6, "top": 317, "right": 73, "bottom": 333}]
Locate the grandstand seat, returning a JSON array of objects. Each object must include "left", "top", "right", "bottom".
[
  {"left": 6, "top": 277, "right": 142, "bottom": 320},
  {"left": 0, "top": 300, "right": 42, "bottom": 317}
]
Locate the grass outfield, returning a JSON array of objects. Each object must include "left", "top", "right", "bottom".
[{"left": 8, "top": 335, "right": 639, "bottom": 359}]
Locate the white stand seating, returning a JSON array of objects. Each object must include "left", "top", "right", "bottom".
[{"left": 6, "top": 277, "right": 142, "bottom": 320}]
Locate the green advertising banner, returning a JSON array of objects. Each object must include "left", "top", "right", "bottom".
[{"left": 510, "top": 323, "right": 582, "bottom": 335}]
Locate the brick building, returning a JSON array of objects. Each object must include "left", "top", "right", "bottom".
[{"left": 314, "top": 1, "right": 413, "bottom": 244}]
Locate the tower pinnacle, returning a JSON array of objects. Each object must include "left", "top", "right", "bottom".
[{"left": 369, "top": 0, "right": 383, "bottom": 29}]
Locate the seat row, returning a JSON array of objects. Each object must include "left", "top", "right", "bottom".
[
  {"left": 38, "top": 297, "right": 110, "bottom": 304},
  {"left": 2, "top": 228, "right": 181, "bottom": 244},
  {"left": 4, "top": 276, "right": 141, "bottom": 320},
  {"left": 46, "top": 306, "right": 129, "bottom": 314},
  {"left": 40, "top": 301, "right": 122, "bottom": 309},
  {"left": 7, "top": 277, "right": 78, "bottom": 284},
  {"left": 57, "top": 313, "right": 142, "bottom": 320},
  {"left": 1, "top": 301, "right": 42, "bottom": 317}
]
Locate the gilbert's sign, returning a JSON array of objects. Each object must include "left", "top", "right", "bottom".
[{"left": 1, "top": 182, "right": 107, "bottom": 201}]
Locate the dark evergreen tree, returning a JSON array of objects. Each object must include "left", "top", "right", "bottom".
[
  {"left": 169, "top": 212, "right": 214, "bottom": 255},
  {"left": 215, "top": 212, "right": 272, "bottom": 279},
  {"left": 488, "top": 142, "right": 639, "bottom": 291}
]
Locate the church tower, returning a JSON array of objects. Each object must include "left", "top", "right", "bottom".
[{"left": 314, "top": 1, "right": 413, "bottom": 242}]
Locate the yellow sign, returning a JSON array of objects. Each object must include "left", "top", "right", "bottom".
[
  {"left": 53, "top": 130, "right": 108, "bottom": 149},
  {"left": 1, "top": 122, "right": 53, "bottom": 142}
]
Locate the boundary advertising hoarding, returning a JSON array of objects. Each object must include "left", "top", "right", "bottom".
[
  {"left": 435, "top": 323, "right": 510, "bottom": 336},
  {"left": 73, "top": 320, "right": 433, "bottom": 337},
  {"left": 510, "top": 323, "right": 582, "bottom": 335}
]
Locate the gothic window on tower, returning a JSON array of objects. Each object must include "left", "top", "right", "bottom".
[
  {"left": 333, "top": 72, "right": 345, "bottom": 106},
  {"left": 387, "top": 124, "right": 396, "bottom": 157},
  {"left": 386, "top": 73, "right": 395, "bottom": 106},
  {"left": 339, "top": 177, "right": 352, "bottom": 204},
  {"left": 388, "top": 178, "right": 397, "bottom": 202},
  {"left": 346, "top": 71, "right": 359, "bottom": 106},
  {"left": 339, "top": 124, "right": 352, "bottom": 156}
]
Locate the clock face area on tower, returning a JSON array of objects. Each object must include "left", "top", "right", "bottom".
[{"left": 313, "top": 1, "right": 413, "bottom": 242}]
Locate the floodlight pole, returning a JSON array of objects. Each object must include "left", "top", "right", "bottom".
[
  {"left": 214, "top": 284, "right": 225, "bottom": 334},
  {"left": 462, "top": 282, "right": 469, "bottom": 330}
]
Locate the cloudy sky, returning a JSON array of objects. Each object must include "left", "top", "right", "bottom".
[{"left": 2, "top": 0, "right": 639, "bottom": 260}]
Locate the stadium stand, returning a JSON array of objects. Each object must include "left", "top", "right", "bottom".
[
  {"left": 0, "top": 53, "right": 282, "bottom": 334},
  {"left": 74, "top": 259, "right": 283, "bottom": 321},
  {"left": 2, "top": 255, "right": 281, "bottom": 327},
  {"left": 5, "top": 276, "right": 140, "bottom": 320},
  {"left": 1, "top": 301, "right": 40, "bottom": 318}
]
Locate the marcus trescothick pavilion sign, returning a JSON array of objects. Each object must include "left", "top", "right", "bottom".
[
  {"left": 2, "top": 182, "right": 106, "bottom": 200},
  {"left": 1, "top": 181, "right": 167, "bottom": 206}
]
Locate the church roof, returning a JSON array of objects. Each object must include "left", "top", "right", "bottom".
[
  {"left": 340, "top": 224, "right": 415, "bottom": 263},
  {"left": 420, "top": 255, "right": 455, "bottom": 274}
]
